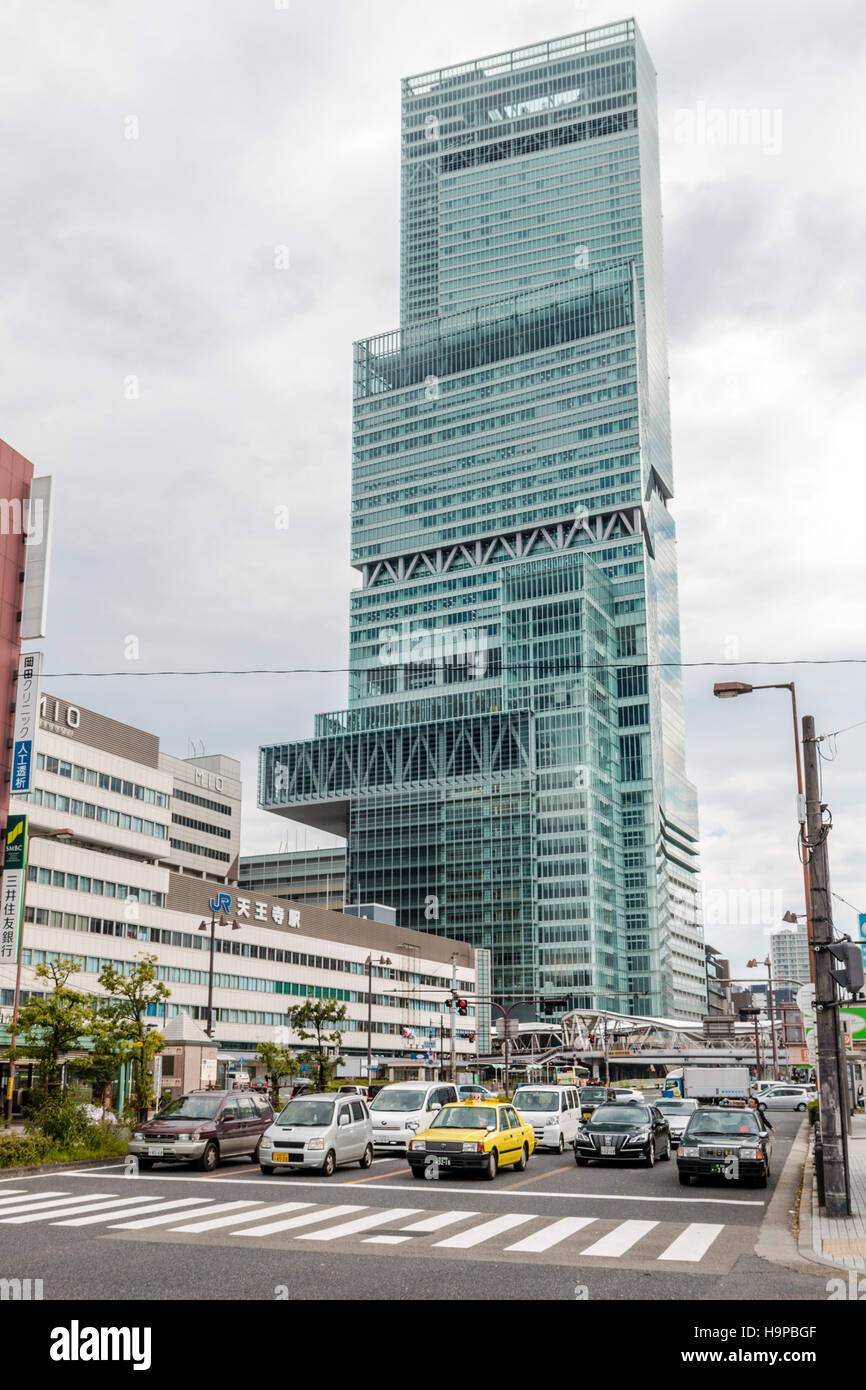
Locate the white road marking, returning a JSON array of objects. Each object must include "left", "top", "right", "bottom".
[
  {"left": 299, "top": 1208, "right": 421, "bottom": 1242},
  {"left": 363, "top": 1235, "right": 410, "bottom": 1245},
  {"left": 434, "top": 1213, "right": 535, "bottom": 1249},
  {"left": 658, "top": 1222, "right": 725, "bottom": 1262},
  {"left": 0, "top": 1190, "right": 72, "bottom": 1209},
  {"left": 1, "top": 1195, "right": 163, "bottom": 1224},
  {"left": 235, "top": 1204, "right": 366, "bottom": 1237},
  {"left": 0, "top": 1189, "right": 31, "bottom": 1201},
  {"left": 399, "top": 1210, "right": 480, "bottom": 1233},
  {"left": 504, "top": 1216, "right": 597, "bottom": 1252},
  {"left": 0, "top": 1193, "right": 128, "bottom": 1217},
  {"left": 169, "top": 1202, "right": 311, "bottom": 1233},
  {"left": 581, "top": 1220, "right": 659, "bottom": 1257},
  {"left": 112, "top": 1202, "right": 250, "bottom": 1231},
  {"left": 56, "top": 1198, "right": 217, "bottom": 1227}
]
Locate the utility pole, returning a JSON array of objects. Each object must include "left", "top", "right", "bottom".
[
  {"left": 449, "top": 954, "right": 457, "bottom": 1083},
  {"left": 803, "top": 713, "right": 849, "bottom": 1216}
]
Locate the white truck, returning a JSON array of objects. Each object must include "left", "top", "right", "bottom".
[{"left": 682, "top": 1066, "right": 750, "bottom": 1101}]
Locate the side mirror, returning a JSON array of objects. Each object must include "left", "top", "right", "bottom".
[
  {"left": 429, "top": 1102, "right": 441, "bottom": 1112},
  {"left": 338, "top": 1113, "right": 350, "bottom": 1126}
]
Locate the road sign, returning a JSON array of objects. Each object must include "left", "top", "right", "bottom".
[
  {"left": 1, "top": 815, "right": 28, "bottom": 966},
  {"left": 859, "top": 913, "right": 866, "bottom": 940},
  {"left": 796, "top": 984, "right": 816, "bottom": 1022},
  {"left": 11, "top": 652, "right": 42, "bottom": 795}
]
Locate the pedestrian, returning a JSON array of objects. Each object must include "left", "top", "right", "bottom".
[{"left": 748, "top": 1094, "right": 774, "bottom": 1133}]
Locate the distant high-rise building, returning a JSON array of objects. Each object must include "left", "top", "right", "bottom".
[
  {"left": 260, "top": 20, "right": 704, "bottom": 1017},
  {"left": 770, "top": 926, "right": 811, "bottom": 989}
]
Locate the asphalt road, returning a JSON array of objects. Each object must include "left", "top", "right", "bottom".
[{"left": 0, "top": 1112, "right": 832, "bottom": 1301}]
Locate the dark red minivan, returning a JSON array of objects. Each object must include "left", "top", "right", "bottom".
[{"left": 128, "top": 1090, "right": 274, "bottom": 1172}]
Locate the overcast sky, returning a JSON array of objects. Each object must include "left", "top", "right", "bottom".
[{"left": 1, "top": 0, "right": 864, "bottom": 975}]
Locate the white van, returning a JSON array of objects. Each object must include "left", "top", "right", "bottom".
[
  {"left": 368, "top": 1081, "right": 459, "bottom": 1151},
  {"left": 511, "top": 1083, "right": 582, "bottom": 1152}
]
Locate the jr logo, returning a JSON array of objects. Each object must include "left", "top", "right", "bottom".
[{"left": 209, "top": 893, "right": 231, "bottom": 913}]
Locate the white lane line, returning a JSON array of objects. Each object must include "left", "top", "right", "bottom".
[
  {"left": 299, "top": 1207, "right": 421, "bottom": 1242},
  {"left": 0, "top": 1190, "right": 72, "bottom": 1210},
  {"left": 399, "top": 1210, "right": 479, "bottom": 1233},
  {"left": 658, "top": 1223, "right": 725, "bottom": 1262},
  {"left": 581, "top": 1220, "right": 659, "bottom": 1257},
  {"left": 53, "top": 1170, "right": 765, "bottom": 1204},
  {"left": 504, "top": 1216, "right": 597, "bottom": 1253},
  {"left": 235, "top": 1204, "right": 366, "bottom": 1237},
  {"left": 1, "top": 1195, "right": 164, "bottom": 1224},
  {"left": 56, "top": 1198, "right": 218, "bottom": 1227},
  {"left": 434, "top": 1214, "right": 536, "bottom": 1250},
  {"left": 169, "top": 1202, "right": 311, "bottom": 1233}
]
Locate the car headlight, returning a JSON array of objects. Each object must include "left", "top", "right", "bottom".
[
  {"left": 132, "top": 1132, "right": 144, "bottom": 1141},
  {"left": 307, "top": 1138, "right": 324, "bottom": 1150},
  {"left": 545, "top": 1114, "right": 561, "bottom": 1127},
  {"left": 679, "top": 1146, "right": 699, "bottom": 1157},
  {"left": 409, "top": 1140, "right": 425, "bottom": 1152},
  {"left": 740, "top": 1148, "right": 758, "bottom": 1159},
  {"left": 406, "top": 1119, "right": 421, "bottom": 1131},
  {"left": 174, "top": 1133, "right": 192, "bottom": 1142},
  {"left": 260, "top": 1136, "right": 273, "bottom": 1149},
  {"left": 628, "top": 1129, "right": 651, "bottom": 1143}
]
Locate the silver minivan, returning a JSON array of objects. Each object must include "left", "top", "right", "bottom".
[{"left": 259, "top": 1093, "right": 374, "bottom": 1176}]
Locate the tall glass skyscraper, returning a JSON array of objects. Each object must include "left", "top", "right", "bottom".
[{"left": 260, "top": 20, "right": 706, "bottom": 1020}]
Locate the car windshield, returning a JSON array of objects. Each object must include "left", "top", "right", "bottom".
[
  {"left": 276, "top": 1100, "right": 335, "bottom": 1127},
  {"left": 368, "top": 1089, "right": 428, "bottom": 1113},
  {"left": 590, "top": 1104, "right": 650, "bottom": 1130},
  {"left": 512, "top": 1090, "right": 559, "bottom": 1111},
  {"left": 156, "top": 1095, "right": 222, "bottom": 1121},
  {"left": 686, "top": 1112, "right": 762, "bottom": 1137},
  {"left": 431, "top": 1106, "right": 496, "bottom": 1130},
  {"left": 657, "top": 1101, "right": 696, "bottom": 1113},
  {"left": 579, "top": 1088, "right": 608, "bottom": 1102}
]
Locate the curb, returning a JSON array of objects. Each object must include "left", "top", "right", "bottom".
[
  {"left": 0, "top": 1156, "right": 127, "bottom": 1178},
  {"left": 754, "top": 1116, "right": 817, "bottom": 1273}
]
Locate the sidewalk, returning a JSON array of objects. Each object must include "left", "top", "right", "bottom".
[{"left": 798, "top": 1113, "right": 866, "bottom": 1271}]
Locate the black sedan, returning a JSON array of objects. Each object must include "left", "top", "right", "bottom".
[
  {"left": 573, "top": 1102, "right": 671, "bottom": 1167},
  {"left": 676, "top": 1106, "right": 772, "bottom": 1188}
]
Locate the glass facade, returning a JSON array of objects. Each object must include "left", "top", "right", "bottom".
[{"left": 260, "top": 20, "right": 705, "bottom": 1019}]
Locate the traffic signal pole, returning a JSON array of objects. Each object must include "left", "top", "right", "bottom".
[{"left": 803, "top": 714, "right": 850, "bottom": 1216}]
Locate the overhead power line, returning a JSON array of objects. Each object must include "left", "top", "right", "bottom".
[{"left": 38, "top": 657, "right": 866, "bottom": 678}]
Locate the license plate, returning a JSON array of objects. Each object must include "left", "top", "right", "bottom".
[
  {"left": 436, "top": 1156, "right": 451, "bottom": 1167},
  {"left": 582, "top": 1112, "right": 591, "bottom": 1120},
  {"left": 601, "top": 1145, "right": 615, "bottom": 1156},
  {"left": 147, "top": 1146, "right": 164, "bottom": 1157},
  {"left": 273, "top": 1153, "right": 290, "bottom": 1163},
  {"left": 710, "top": 1163, "right": 727, "bottom": 1174}
]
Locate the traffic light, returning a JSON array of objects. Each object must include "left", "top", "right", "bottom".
[
  {"left": 827, "top": 941, "right": 865, "bottom": 996},
  {"left": 455, "top": 998, "right": 468, "bottom": 1016}
]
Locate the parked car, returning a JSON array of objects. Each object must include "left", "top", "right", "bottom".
[
  {"left": 407, "top": 1099, "right": 536, "bottom": 1180},
  {"left": 128, "top": 1090, "right": 274, "bottom": 1171},
  {"left": 654, "top": 1097, "right": 699, "bottom": 1142},
  {"left": 288, "top": 1080, "right": 317, "bottom": 1098},
  {"left": 610, "top": 1087, "right": 647, "bottom": 1104},
  {"left": 336, "top": 1084, "right": 371, "bottom": 1101},
  {"left": 511, "top": 1083, "right": 582, "bottom": 1153},
  {"left": 677, "top": 1105, "right": 773, "bottom": 1187},
  {"left": 759, "top": 1085, "right": 816, "bottom": 1112},
  {"left": 574, "top": 1102, "right": 671, "bottom": 1167},
  {"left": 368, "top": 1082, "right": 459, "bottom": 1151},
  {"left": 457, "top": 1084, "right": 495, "bottom": 1099},
  {"left": 259, "top": 1093, "right": 373, "bottom": 1176}
]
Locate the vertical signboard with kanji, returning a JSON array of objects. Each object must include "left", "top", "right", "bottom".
[
  {"left": 1, "top": 814, "right": 28, "bottom": 965},
  {"left": 11, "top": 652, "right": 42, "bottom": 795}
]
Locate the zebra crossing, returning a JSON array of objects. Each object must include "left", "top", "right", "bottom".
[{"left": 0, "top": 1184, "right": 737, "bottom": 1268}]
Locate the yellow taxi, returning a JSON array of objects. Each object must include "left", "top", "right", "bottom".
[{"left": 406, "top": 1098, "right": 537, "bottom": 1181}]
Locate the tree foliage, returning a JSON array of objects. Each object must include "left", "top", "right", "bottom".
[{"left": 287, "top": 998, "right": 347, "bottom": 1090}]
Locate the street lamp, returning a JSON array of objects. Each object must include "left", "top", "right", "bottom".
[
  {"left": 365, "top": 954, "right": 391, "bottom": 1086},
  {"left": 198, "top": 913, "right": 241, "bottom": 1040},
  {"left": 713, "top": 679, "right": 814, "bottom": 981},
  {"left": 747, "top": 956, "right": 779, "bottom": 1079},
  {"left": 4, "top": 827, "right": 75, "bottom": 1121}
]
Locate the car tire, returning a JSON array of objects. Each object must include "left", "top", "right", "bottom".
[
  {"left": 482, "top": 1151, "right": 498, "bottom": 1181},
  {"left": 259, "top": 1164, "right": 276, "bottom": 1176},
  {"left": 359, "top": 1144, "right": 374, "bottom": 1169},
  {"left": 322, "top": 1149, "right": 337, "bottom": 1177},
  {"left": 252, "top": 1139, "right": 262, "bottom": 1163},
  {"left": 660, "top": 1135, "right": 671, "bottom": 1161},
  {"left": 575, "top": 1157, "right": 589, "bottom": 1167},
  {"left": 756, "top": 1171, "right": 768, "bottom": 1189},
  {"left": 556, "top": 1133, "right": 564, "bottom": 1154},
  {"left": 678, "top": 1171, "right": 691, "bottom": 1186},
  {"left": 796, "top": 1103, "right": 806, "bottom": 1112},
  {"left": 196, "top": 1141, "right": 219, "bottom": 1172},
  {"left": 646, "top": 1139, "right": 656, "bottom": 1168},
  {"left": 136, "top": 1158, "right": 154, "bottom": 1170},
  {"left": 410, "top": 1166, "right": 426, "bottom": 1179},
  {"left": 516, "top": 1143, "right": 528, "bottom": 1172}
]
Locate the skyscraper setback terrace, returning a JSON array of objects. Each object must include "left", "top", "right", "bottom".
[{"left": 261, "top": 20, "right": 706, "bottom": 1020}]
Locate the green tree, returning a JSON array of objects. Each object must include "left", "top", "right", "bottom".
[
  {"left": 287, "top": 998, "right": 346, "bottom": 1090},
  {"left": 9, "top": 957, "right": 92, "bottom": 1092},
  {"left": 95, "top": 954, "right": 170, "bottom": 1120},
  {"left": 256, "top": 1041, "right": 299, "bottom": 1110}
]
